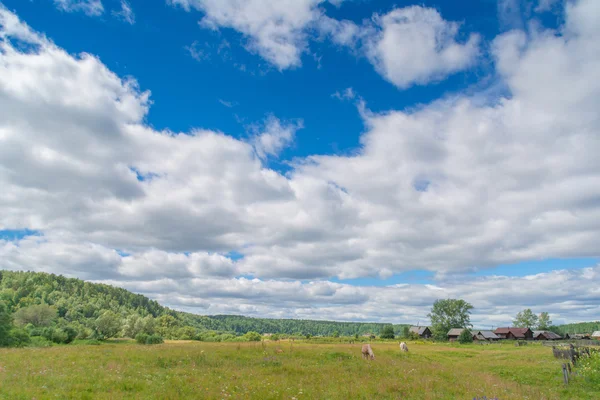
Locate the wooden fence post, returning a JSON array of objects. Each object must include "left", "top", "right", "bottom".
[{"left": 562, "top": 364, "right": 569, "bottom": 385}]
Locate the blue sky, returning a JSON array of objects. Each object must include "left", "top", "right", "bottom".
[{"left": 0, "top": 0, "right": 599, "bottom": 325}]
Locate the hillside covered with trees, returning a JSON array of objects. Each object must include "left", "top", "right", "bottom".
[{"left": 0, "top": 271, "right": 406, "bottom": 346}]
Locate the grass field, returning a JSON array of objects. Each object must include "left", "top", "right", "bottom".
[{"left": 0, "top": 340, "right": 598, "bottom": 399}]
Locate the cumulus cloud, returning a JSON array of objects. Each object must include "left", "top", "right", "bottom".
[
  {"left": 251, "top": 116, "right": 303, "bottom": 159},
  {"left": 54, "top": 0, "right": 104, "bottom": 16},
  {"left": 168, "top": 0, "right": 344, "bottom": 70},
  {"left": 1, "top": 1, "right": 600, "bottom": 323},
  {"left": 322, "top": 6, "right": 480, "bottom": 89},
  {"left": 112, "top": 0, "right": 135, "bottom": 24}
]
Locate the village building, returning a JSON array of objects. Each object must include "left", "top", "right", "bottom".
[
  {"left": 447, "top": 328, "right": 469, "bottom": 341},
  {"left": 409, "top": 326, "right": 432, "bottom": 339},
  {"left": 494, "top": 327, "right": 534, "bottom": 340},
  {"left": 472, "top": 330, "right": 500, "bottom": 341},
  {"left": 532, "top": 331, "right": 562, "bottom": 340},
  {"left": 592, "top": 331, "right": 600, "bottom": 339}
]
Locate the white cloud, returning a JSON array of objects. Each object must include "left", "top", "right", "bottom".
[
  {"left": 112, "top": 1, "right": 135, "bottom": 25},
  {"left": 168, "top": 0, "right": 345, "bottom": 70},
  {"left": 361, "top": 6, "right": 480, "bottom": 89},
  {"left": 1, "top": 1, "right": 600, "bottom": 323},
  {"left": 54, "top": 0, "right": 104, "bottom": 16},
  {"left": 251, "top": 116, "right": 303, "bottom": 159},
  {"left": 331, "top": 87, "right": 356, "bottom": 101}
]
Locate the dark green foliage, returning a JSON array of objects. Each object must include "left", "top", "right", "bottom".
[
  {"left": 458, "top": 329, "right": 473, "bottom": 344},
  {"left": 401, "top": 326, "right": 410, "bottom": 338},
  {"left": 7, "top": 328, "right": 30, "bottom": 347},
  {"left": 136, "top": 333, "right": 163, "bottom": 345},
  {"left": 135, "top": 333, "right": 149, "bottom": 344},
  {"left": 0, "top": 301, "right": 12, "bottom": 346},
  {"left": 428, "top": 299, "right": 473, "bottom": 341},
  {"left": 145, "top": 334, "right": 164, "bottom": 345},
  {"left": 380, "top": 325, "right": 395, "bottom": 339},
  {"left": 551, "top": 321, "right": 600, "bottom": 336}
]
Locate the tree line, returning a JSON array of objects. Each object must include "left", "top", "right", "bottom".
[
  {"left": 0, "top": 271, "right": 594, "bottom": 348},
  {"left": 0, "top": 271, "right": 406, "bottom": 346}
]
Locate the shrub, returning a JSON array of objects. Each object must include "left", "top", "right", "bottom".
[
  {"left": 244, "top": 331, "right": 262, "bottom": 342},
  {"left": 8, "top": 328, "right": 31, "bottom": 347},
  {"left": 51, "top": 329, "right": 69, "bottom": 344},
  {"left": 28, "top": 336, "right": 53, "bottom": 347},
  {"left": 146, "top": 334, "right": 164, "bottom": 345},
  {"left": 136, "top": 333, "right": 163, "bottom": 345},
  {"left": 458, "top": 329, "right": 474, "bottom": 344},
  {"left": 135, "top": 333, "right": 149, "bottom": 344},
  {"left": 578, "top": 351, "right": 600, "bottom": 384}
]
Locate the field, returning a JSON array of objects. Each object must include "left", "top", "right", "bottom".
[{"left": 0, "top": 340, "right": 598, "bottom": 399}]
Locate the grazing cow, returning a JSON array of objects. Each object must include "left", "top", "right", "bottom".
[
  {"left": 400, "top": 342, "right": 409, "bottom": 352},
  {"left": 361, "top": 344, "right": 375, "bottom": 360}
]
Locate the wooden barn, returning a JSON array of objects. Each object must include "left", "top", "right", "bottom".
[
  {"left": 494, "top": 327, "right": 534, "bottom": 340},
  {"left": 447, "top": 328, "right": 470, "bottom": 341},
  {"left": 533, "top": 331, "right": 562, "bottom": 340},
  {"left": 409, "top": 326, "right": 432, "bottom": 339},
  {"left": 592, "top": 331, "right": 600, "bottom": 339},
  {"left": 472, "top": 330, "right": 500, "bottom": 341}
]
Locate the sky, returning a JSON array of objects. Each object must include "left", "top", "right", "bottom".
[{"left": 0, "top": 0, "right": 599, "bottom": 328}]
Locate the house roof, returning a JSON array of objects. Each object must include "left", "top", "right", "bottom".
[
  {"left": 409, "top": 326, "right": 430, "bottom": 335},
  {"left": 592, "top": 331, "right": 600, "bottom": 337},
  {"left": 533, "top": 331, "right": 562, "bottom": 340},
  {"left": 473, "top": 330, "right": 499, "bottom": 340},
  {"left": 448, "top": 328, "right": 468, "bottom": 336},
  {"left": 494, "top": 327, "right": 531, "bottom": 337}
]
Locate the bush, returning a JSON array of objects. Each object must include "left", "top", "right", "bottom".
[
  {"left": 51, "top": 329, "right": 69, "bottom": 344},
  {"left": 7, "top": 328, "right": 31, "bottom": 347},
  {"left": 136, "top": 333, "right": 163, "bottom": 345},
  {"left": 28, "top": 336, "right": 53, "bottom": 347},
  {"left": 146, "top": 334, "right": 164, "bottom": 345},
  {"left": 244, "top": 331, "right": 262, "bottom": 342},
  {"left": 135, "top": 333, "right": 149, "bottom": 344},
  {"left": 578, "top": 351, "right": 600, "bottom": 384},
  {"left": 458, "top": 329, "right": 474, "bottom": 344}
]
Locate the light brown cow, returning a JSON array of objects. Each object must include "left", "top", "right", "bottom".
[
  {"left": 400, "top": 342, "right": 409, "bottom": 352},
  {"left": 361, "top": 344, "right": 375, "bottom": 360}
]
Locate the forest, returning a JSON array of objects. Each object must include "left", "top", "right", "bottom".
[{"left": 0, "top": 270, "right": 406, "bottom": 346}]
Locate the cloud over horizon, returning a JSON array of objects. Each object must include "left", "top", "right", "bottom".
[{"left": 1, "top": 0, "right": 599, "bottom": 325}]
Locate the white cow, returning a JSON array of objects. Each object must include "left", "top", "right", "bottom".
[{"left": 400, "top": 342, "right": 409, "bottom": 352}]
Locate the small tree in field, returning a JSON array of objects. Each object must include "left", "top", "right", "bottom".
[
  {"left": 332, "top": 330, "right": 340, "bottom": 338},
  {"left": 380, "top": 325, "right": 395, "bottom": 339},
  {"left": 458, "top": 329, "right": 473, "bottom": 344},
  {"left": 402, "top": 326, "right": 410, "bottom": 338}
]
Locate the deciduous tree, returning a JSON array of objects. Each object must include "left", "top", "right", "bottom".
[{"left": 428, "top": 299, "right": 473, "bottom": 341}]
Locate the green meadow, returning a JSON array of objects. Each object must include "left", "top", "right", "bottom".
[{"left": 1, "top": 340, "right": 597, "bottom": 399}]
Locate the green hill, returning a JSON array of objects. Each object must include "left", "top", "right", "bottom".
[{"left": 0, "top": 270, "right": 405, "bottom": 345}]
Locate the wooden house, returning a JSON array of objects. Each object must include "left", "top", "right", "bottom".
[
  {"left": 472, "top": 330, "right": 500, "bottom": 341},
  {"left": 494, "top": 327, "right": 533, "bottom": 340},
  {"left": 447, "top": 328, "right": 470, "bottom": 341},
  {"left": 409, "top": 326, "right": 432, "bottom": 339},
  {"left": 532, "top": 331, "right": 562, "bottom": 340}
]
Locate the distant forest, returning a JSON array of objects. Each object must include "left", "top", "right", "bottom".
[
  {"left": 1, "top": 270, "right": 596, "bottom": 348},
  {"left": 0, "top": 270, "right": 405, "bottom": 345}
]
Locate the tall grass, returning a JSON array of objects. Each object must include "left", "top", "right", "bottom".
[{"left": 0, "top": 341, "right": 597, "bottom": 399}]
